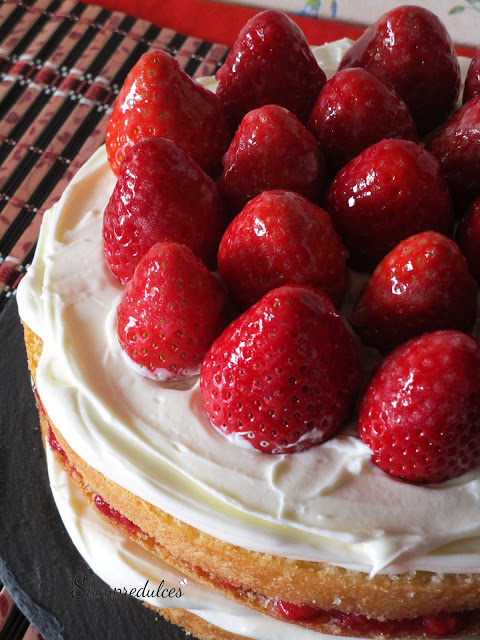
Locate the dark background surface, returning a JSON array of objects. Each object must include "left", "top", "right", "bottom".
[{"left": 0, "top": 295, "right": 193, "bottom": 640}]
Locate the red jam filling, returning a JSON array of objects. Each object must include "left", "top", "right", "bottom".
[
  {"left": 47, "top": 426, "right": 66, "bottom": 458},
  {"left": 47, "top": 426, "right": 77, "bottom": 474},
  {"left": 46, "top": 427, "right": 475, "bottom": 638},
  {"left": 32, "top": 383, "right": 46, "bottom": 416},
  {"left": 92, "top": 494, "right": 140, "bottom": 536},
  {"left": 275, "top": 600, "right": 471, "bottom": 637},
  {"left": 47, "top": 427, "right": 140, "bottom": 536}
]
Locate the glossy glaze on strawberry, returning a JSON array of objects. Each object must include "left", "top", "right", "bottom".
[
  {"left": 308, "top": 67, "right": 418, "bottom": 174},
  {"left": 215, "top": 9, "right": 326, "bottom": 128},
  {"left": 103, "top": 136, "right": 227, "bottom": 284},
  {"left": 200, "top": 285, "right": 361, "bottom": 454},
  {"left": 338, "top": 5, "right": 460, "bottom": 136},
  {"left": 105, "top": 49, "right": 231, "bottom": 177},
  {"left": 217, "top": 190, "right": 347, "bottom": 308},
  {"left": 327, "top": 139, "right": 454, "bottom": 271},
  {"left": 117, "top": 242, "right": 229, "bottom": 381},
  {"left": 220, "top": 104, "right": 325, "bottom": 215},
  {"left": 352, "top": 231, "right": 478, "bottom": 353},
  {"left": 456, "top": 197, "right": 480, "bottom": 283},
  {"left": 426, "top": 95, "right": 480, "bottom": 215},
  {"left": 464, "top": 45, "right": 480, "bottom": 103},
  {"left": 359, "top": 330, "right": 480, "bottom": 483}
]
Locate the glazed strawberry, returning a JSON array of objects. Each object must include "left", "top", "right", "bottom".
[
  {"left": 359, "top": 330, "right": 480, "bottom": 484},
  {"left": 220, "top": 105, "right": 325, "bottom": 214},
  {"left": 456, "top": 197, "right": 480, "bottom": 283},
  {"left": 215, "top": 10, "right": 326, "bottom": 128},
  {"left": 426, "top": 96, "right": 480, "bottom": 214},
  {"left": 103, "top": 137, "right": 227, "bottom": 284},
  {"left": 217, "top": 190, "right": 347, "bottom": 308},
  {"left": 327, "top": 139, "right": 454, "bottom": 271},
  {"left": 463, "top": 45, "right": 480, "bottom": 103},
  {"left": 308, "top": 67, "right": 418, "bottom": 174},
  {"left": 352, "top": 231, "right": 478, "bottom": 353},
  {"left": 200, "top": 285, "right": 361, "bottom": 454},
  {"left": 338, "top": 6, "right": 460, "bottom": 136},
  {"left": 105, "top": 49, "right": 230, "bottom": 177},
  {"left": 117, "top": 242, "right": 229, "bottom": 381}
]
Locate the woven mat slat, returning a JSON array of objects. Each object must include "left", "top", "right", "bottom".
[
  {"left": 0, "top": 0, "right": 228, "bottom": 312},
  {"left": 0, "top": 1, "right": 40, "bottom": 54},
  {"left": 0, "top": 1, "right": 25, "bottom": 43}
]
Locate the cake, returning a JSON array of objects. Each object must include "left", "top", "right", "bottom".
[{"left": 16, "top": 6, "right": 480, "bottom": 640}]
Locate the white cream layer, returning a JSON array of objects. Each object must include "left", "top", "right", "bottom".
[
  {"left": 47, "top": 449, "right": 480, "bottom": 640},
  {"left": 16, "top": 41, "right": 480, "bottom": 579}
]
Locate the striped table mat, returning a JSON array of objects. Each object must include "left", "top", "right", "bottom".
[
  {"left": 0, "top": 582, "right": 42, "bottom": 640},
  {"left": 0, "top": 0, "right": 229, "bottom": 315}
]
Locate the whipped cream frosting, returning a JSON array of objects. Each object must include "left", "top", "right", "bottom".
[{"left": 16, "top": 40, "right": 480, "bottom": 581}]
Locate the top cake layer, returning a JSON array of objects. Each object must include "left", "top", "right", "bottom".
[{"left": 16, "top": 40, "right": 480, "bottom": 578}]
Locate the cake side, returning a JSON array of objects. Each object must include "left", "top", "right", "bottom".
[{"left": 22, "top": 321, "right": 480, "bottom": 636}]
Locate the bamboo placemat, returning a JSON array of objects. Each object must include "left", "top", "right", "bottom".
[{"left": 0, "top": 0, "right": 228, "bottom": 315}]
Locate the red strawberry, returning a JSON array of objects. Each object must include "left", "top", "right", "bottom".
[
  {"left": 217, "top": 190, "right": 347, "bottom": 308},
  {"left": 220, "top": 105, "right": 325, "bottom": 215},
  {"left": 338, "top": 6, "right": 460, "bottom": 136},
  {"left": 105, "top": 49, "right": 231, "bottom": 177},
  {"left": 200, "top": 285, "right": 361, "bottom": 454},
  {"left": 103, "top": 136, "right": 227, "bottom": 284},
  {"left": 358, "top": 330, "right": 480, "bottom": 483},
  {"left": 426, "top": 96, "right": 480, "bottom": 214},
  {"left": 456, "top": 197, "right": 480, "bottom": 283},
  {"left": 327, "top": 139, "right": 454, "bottom": 271},
  {"left": 308, "top": 67, "right": 418, "bottom": 175},
  {"left": 117, "top": 242, "right": 229, "bottom": 381},
  {"left": 215, "top": 10, "right": 326, "bottom": 129},
  {"left": 352, "top": 231, "right": 478, "bottom": 353},
  {"left": 463, "top": 45, "right": 480, "bottom": 103}
]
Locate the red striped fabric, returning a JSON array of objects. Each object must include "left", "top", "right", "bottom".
[{"left": 0, "top": 0, "right": 228, "bottom": 311}]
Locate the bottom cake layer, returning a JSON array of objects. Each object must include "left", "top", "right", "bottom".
[
  {"left": 22, "top": 320, "right": 480, "bottom": 640},
  {"left": 45, "top": 427, "right": 352, "bottom": 640},
  {"left": 45, "top": 427, "right": 480, "bottom": 640}
]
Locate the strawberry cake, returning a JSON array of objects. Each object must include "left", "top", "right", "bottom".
[{"left": 16, "top": 6, "right": 480, "bottom": 640}]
